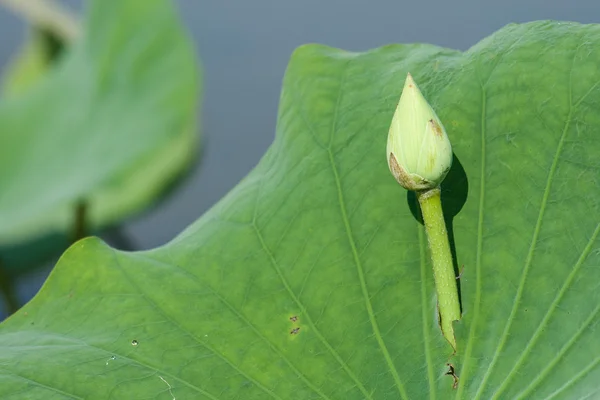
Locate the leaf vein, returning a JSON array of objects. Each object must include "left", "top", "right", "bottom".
[
  {"left": 493, "top": 223, "right": 600, "bottom": 398},
  {"left": 542, "top": 355, "right": 600, "bottom": 400},
  {"left": 0, "top": 369, "right": 84, "bottom": 399},
  {"left": 419, "top": 224, "right": 437, "bottom": 400},
  {"left": 253, "top": 225, "right": 373, "bottom": 399},
  {"left": 132, "top": 252, "right": 332, "bottom": 399},
  {"left": 110, "top": 250, "right": 273, "bottom": 400},
  {"left": 455, "top": 72, "right": 488, "bottom": 400},
  {"left": 325, "top": 57, "right": 408, "bottom": 399},
  {"left": 472, "top": 39, "right": 580, "bottom": 399}
]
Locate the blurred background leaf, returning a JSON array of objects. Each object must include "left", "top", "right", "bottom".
[{"left": 0, "top": 0, "right": 201, "bottom": 285}]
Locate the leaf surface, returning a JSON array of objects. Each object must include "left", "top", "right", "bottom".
[{"left": 1, "top": 20, "right": 600, "bottom": 400}]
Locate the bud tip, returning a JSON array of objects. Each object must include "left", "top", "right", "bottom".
[{"left": 386, "top": 72, "right": 453, "bottom": 191}]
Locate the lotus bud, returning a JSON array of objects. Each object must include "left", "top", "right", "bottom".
[{"left": 386, "top": 73, "right": 452, "bottom": 191}]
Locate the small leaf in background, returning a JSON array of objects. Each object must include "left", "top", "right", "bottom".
[
  {"left": 0, "top": 0, "right": 201, "bottom": 274},
  {"left": 1, "top": 19, "right": 600, "bottom": 400}
]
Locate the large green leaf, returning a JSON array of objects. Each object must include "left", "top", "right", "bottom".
[
  {"left": 0, "top": 0, "right": 199, "bottom": 269},
  {"left": 1, "top": 21, "right": 599, "bottom": 399}
]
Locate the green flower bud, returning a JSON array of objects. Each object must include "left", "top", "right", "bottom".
[{"left": 386, "top": 73, "right": 453, "bottom": 191}]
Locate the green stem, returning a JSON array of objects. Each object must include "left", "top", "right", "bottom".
[
  {"left": 417, "top": 187, "right": 461, "bottom": 351},
  {"left": 72, "top": 199, "right": 87, "bottom": 243},
  {"left": 0, "top": 261, "right": 20, "bottom": 317}
]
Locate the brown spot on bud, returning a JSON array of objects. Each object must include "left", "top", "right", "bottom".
[
  {"left": 388, "top": 153, "right": 434, "bottom": 191},
  {"left": 429, "top": 119, "right": 443, "bottom": 137}
]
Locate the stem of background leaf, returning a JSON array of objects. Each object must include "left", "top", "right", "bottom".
[
  {"left": 417, "top": 187, "right": 461, "bottom": 351},
  {"left": 72, "top": 200, "right": 87, "bottom": 243},
  {"left": 0, "top": 262, "right": 20, "bottom": 317}
]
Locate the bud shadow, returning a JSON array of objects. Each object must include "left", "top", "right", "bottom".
[{"left": 407, "top": 153, "right": 468, "bottom": 310}]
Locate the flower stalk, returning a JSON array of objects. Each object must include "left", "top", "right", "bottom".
[
  {"left": 387, "top": 73, "right": 460, "bottom": 350},
  {"left": 417, "top": 188, "right": 460, "bottom": 350}
]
